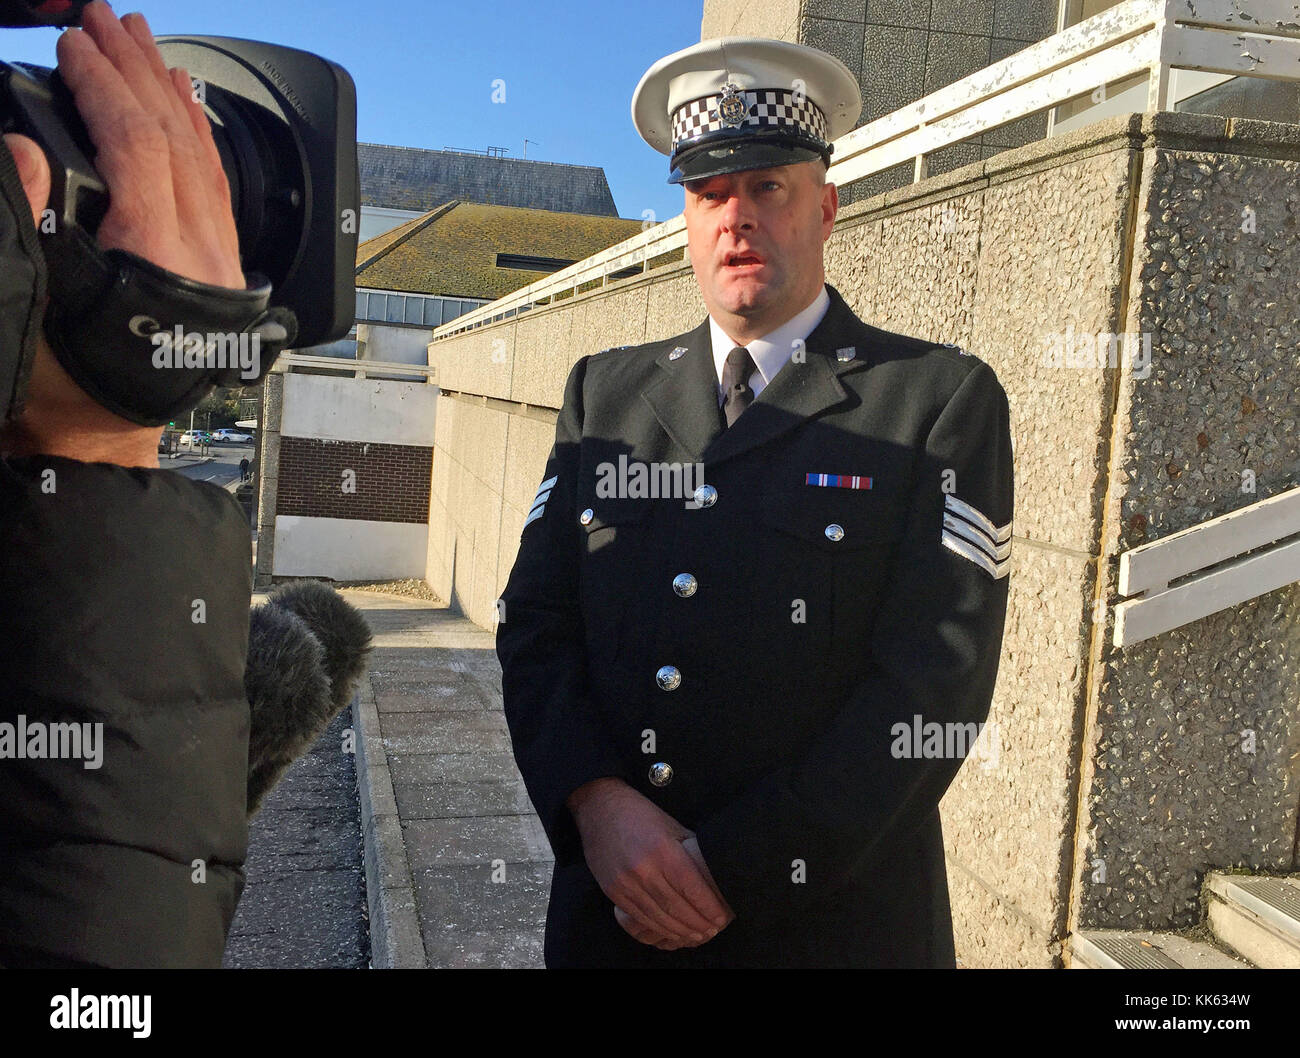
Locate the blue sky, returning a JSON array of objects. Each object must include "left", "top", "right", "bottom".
[{"left": 2, "top": 0, "right": 702, "bottom": 222}]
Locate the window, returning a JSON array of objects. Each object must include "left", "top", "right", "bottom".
[
  {"left": 354, "top": 290, "right": 489, "bottom": 328},
  {"left": 496, "top": 252, "right": 576, "bottom": 272}
]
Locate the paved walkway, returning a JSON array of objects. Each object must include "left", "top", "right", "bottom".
[
  {"left": 224, "top": 591, "right": 369, "bottom": 967},
  {"left": 341, "top": 591, "right": 551, "bottom": 968}
]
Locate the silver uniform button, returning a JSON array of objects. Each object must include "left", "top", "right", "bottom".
[
  {"left": 655, "top": 665, "right": 681, "bottom": 691},
  {"left": 825, "top": 523, "right": 845, "bottom": 542},
  {"left": 693, "top": 484, "right": 717, "bottom": 508},
  {"left": 672, "top": 573, "right": 698, "bottom": 598},
  {"left": 579, "top": 508, "right": 594, "bottom": 525},
  {"left": 649, "top": 762, "right": 674, "bottom": 787}
]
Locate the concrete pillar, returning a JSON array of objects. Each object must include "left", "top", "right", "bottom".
[{"left": 254, "top": 371, "right": 283, "bottom": 588}]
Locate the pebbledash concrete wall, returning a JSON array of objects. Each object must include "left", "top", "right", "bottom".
[{"left": 424, "top": 111, "right": 1300, "bottom": 967}]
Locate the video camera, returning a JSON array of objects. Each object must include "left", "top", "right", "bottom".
[{"left": 0, "top": 0, "right": 359, "bottom": 425}]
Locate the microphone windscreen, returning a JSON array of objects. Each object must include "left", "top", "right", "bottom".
[
  {"left": 265, "top": 581, "right": 372, "bottom": 712},
  {"left": 244, "top": 602, "right": 331, "bottom": 815}
]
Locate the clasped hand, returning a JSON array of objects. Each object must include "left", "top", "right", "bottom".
[{"left": 568, "top": 777, "right": 735, "bottom": 950}]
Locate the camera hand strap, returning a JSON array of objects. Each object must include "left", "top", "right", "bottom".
[
  {"left": 0, "top": 133, "right": 47, "bottom": 426},
  {"left": 41, "top": 224, "right": 298, "bottom": 426}
]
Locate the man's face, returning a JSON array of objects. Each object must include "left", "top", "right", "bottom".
[{"left": 683, "top": 160, "right": 837, "bottom": 331}]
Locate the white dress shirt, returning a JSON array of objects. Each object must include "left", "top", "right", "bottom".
[{"left": 708, "top": 283, "right": 830, "bottom": 404}]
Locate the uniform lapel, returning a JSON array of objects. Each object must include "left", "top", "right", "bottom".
[
  {"left": 640, "top": 317, "right": 724, "bottom": 462},
  {"left": 702, "top": 284, "right": 859, "bottom": 469}
]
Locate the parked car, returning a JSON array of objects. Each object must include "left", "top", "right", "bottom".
[
  {"left": 211, "top": 428, "right": 253, "bottom": 443},
  {"left": 178, "top": 430, "right": 212, "bottom": 447}
]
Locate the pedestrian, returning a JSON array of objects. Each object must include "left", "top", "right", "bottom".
[
  {"left": 496, "top": 37, "right": 1015, "bottom": 968},
  {"left": 239, "top": 456, "right": 250, "bottom": 481}
]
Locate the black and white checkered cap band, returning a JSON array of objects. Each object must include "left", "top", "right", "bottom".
[{"left": 670, "top": 88, "right": 829, "bottom": 153}]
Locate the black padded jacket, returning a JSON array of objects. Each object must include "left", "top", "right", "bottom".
[{"left": 0, "top": 454, "right": 251, "bottom": 967}]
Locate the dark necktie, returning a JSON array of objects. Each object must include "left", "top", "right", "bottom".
[{"left": 720, "top": 346, "right": 757, "bottom": 428}]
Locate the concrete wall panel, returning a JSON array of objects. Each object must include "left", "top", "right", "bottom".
[
  {"left": 1071, "top": 116, "right": 1300, "bottom": 931},
  {"left": 280, "top": 372, "right": 438, "bottom": 447},
  {"left": 272, "top": 515, "right": 428, "bottom": 580},
  {"left": 971, "top": 146, "right": 1137, "bottom": 554}
]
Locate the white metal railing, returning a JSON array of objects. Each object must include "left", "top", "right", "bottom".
[
  {"left": 273, "top": 352, "right": 437, "bottom": 382},
  {"left": 432, "top": 0, "right": 1300, "bottom": 340},
  {"left": 1113, "top": 484, "right": 1300, "bottom": 647}
]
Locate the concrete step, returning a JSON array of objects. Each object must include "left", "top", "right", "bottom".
[
  {"left": 1069, "top": 929, "right": 1250, "bottom": 969},
  {"left": 1204, "top": 872, "right": 1300, "bottom": 970}
]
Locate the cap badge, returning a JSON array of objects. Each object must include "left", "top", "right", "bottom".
[{"left": 715, "top": 81, "right": 748, "bottom": 128}]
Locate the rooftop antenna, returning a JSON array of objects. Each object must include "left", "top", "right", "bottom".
[{"left": 524, "top": 138, "right": 541, "bottom": 159}]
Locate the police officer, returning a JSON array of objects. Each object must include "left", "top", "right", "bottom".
[{"left": 496, "top": 36, "right": 1014, "bottom": 968}]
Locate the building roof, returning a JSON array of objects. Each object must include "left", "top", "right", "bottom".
[
  {"left": 354, "top": 200, "right": 645, "bottom": 300},
  {"left": 359, "top": 143, "right": 621, "bottom": 217},
  {"left": 355, "top": 202, "right": 457, "bottom": 272}
]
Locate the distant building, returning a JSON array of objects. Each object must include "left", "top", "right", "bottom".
[
  {"left": 358, "top": 143, "right": 622, "bottom": 242},
  {"left": 354, "top": 200, "right": 644, "bottom": 364},
  {"left": 302, "top": 144, "right": 633, "bottom": 359}
]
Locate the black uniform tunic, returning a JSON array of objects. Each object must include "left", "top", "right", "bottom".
[{"left": 497, "top": 283, "right": 1014, "bottom": 967}]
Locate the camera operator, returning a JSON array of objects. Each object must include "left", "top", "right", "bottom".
[{"left": 0, "top": 3, "right": 255, "bottom": 968}]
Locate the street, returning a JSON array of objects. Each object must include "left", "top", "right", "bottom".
[
  {"left": 223, "top": 709, "right": 370, "bottom": 969},
  {"left": 163, "top": 441, "right": 255, "bottom": 489}
]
